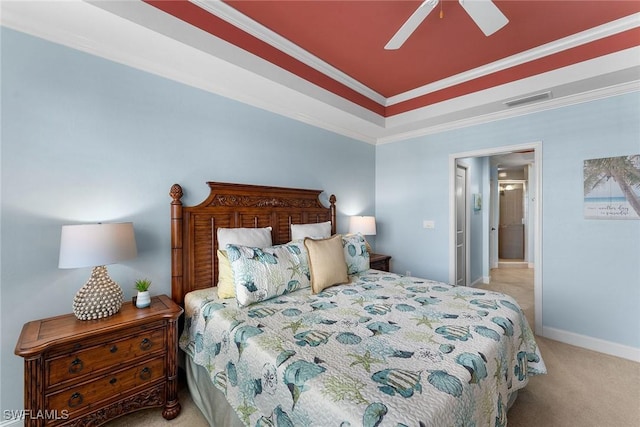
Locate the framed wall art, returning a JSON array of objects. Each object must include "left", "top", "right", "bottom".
[
  {"left": 473, "top": 193, "right": 482, "bottom": 211},
  {"left": 584, "top": 154, "right": 640, "bottom": 220}
]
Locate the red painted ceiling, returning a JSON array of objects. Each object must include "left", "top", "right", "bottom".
[{"left": 145, "top": 1, "right": 640, "bottom": 117}]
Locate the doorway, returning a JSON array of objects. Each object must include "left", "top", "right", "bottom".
[
  {"left": 449, "top": 142, "right": 542, "bottom": 334},
  {"left": 498, "top": 180, "right": 527, "bottom": 263}
]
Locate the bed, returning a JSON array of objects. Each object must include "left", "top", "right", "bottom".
[{"left": 170, "top": 182, "right": 546, "bottom": 426}]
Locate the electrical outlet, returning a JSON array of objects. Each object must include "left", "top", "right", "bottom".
[
  {"left": 406, "top": 271, "right": 411, "bottom": 276},
  {"left": 423, "top": 220, "right": 435, "bottom": 229}
]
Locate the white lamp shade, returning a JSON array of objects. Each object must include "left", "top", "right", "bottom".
[
  {"left": 59, "top": 222, "right": 137, "bottom": 269},
  {"left": 349, "top": 216, "right": 377, "bottom": 236}
]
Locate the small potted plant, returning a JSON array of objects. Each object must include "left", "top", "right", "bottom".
[{"left": 134, "top": 278, "right": 152, "bottom": 308}]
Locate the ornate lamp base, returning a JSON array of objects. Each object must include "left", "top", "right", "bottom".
[
  {"left": 363, "top": 238, "right": 372, "bottom": 254},
  {"left": 73, "top": 265, "right": 124, "bottom": 320}
]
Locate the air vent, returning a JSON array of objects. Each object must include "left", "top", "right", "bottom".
[{"left": 504, "top": 91, "right": 552, "bottom": 107}]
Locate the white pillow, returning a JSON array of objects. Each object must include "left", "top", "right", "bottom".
[
  {"left": 217, "top": 227, "right": 272, "bottom": 249},
  {"left": 291, "top": 221, "right": 331, "bottom": 241}
]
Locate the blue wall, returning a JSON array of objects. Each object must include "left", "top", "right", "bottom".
[
  {"left": 376, "top": 92, "right": 640, "bottom": 351},
  {"left": 0, "top": 28, "right": 375, "bottom": 415}
]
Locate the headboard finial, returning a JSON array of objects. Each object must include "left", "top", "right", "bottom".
[
  {"left": 170, "top": 184, "right": 183, "bottom": 203},
  {"left": 329, "top": 194, "right": 337, "bottom": 235}
]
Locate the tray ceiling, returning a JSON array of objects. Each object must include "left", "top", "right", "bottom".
[{"left": 2, "top": 1, "right": 639, "bottom": 143}]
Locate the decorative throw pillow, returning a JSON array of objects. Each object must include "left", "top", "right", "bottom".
[
  {"left": 304, "top": 234, "right": 349, "bottom": 294},
  {"left": 227, "top": 241, "right": 310, "bottom": 307},
  {"left": 291, "top": 221, "right": 332, "bottom": 241},
  {"left": 215, "top": 227, "right": 273, "bottom": 299},
  {"left": 216, "top": 250, "right": 236, "bottom": 299},
  {"left": 342, "top": 233, "right": 370, "bottom": 274}
]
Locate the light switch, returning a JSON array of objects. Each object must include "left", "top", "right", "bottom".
[{"left": 423, "top": 220, "right": 435, "bottom": 229}]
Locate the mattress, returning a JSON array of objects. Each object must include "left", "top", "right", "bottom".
[{"left": 180, "top": 270, "right": 546, "bottom": 426}]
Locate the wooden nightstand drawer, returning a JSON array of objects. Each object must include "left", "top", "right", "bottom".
[
  {"left": 45, "top": 320, "right": 166, "bottom": 358},
  {"left": 46, "top": 357, "right": 165, "bottom": 420},
  {"left": 46, "top": 327, "right": 166, "bottom": 388}
]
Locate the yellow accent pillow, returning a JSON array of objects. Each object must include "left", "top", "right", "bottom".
[
  {"left": 304, "top": 234, "right": 348, "bottom": 294},
  {"left": 216, "top": 250, "right": 236, "bottom": 299}
]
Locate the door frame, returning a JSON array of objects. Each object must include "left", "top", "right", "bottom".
[{"left": 449, "top": 142, "right": 543, "bottom": 334}]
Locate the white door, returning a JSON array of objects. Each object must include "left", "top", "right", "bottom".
[
  {"left": 455, "top": 164, "right": 467, "bottom": 286},
  {"left": 499, "top": 183, "right": 525, "bottom": 259}
]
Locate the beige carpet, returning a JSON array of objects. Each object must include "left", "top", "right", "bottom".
[
  {"left": 480, "top": 268, "right": 640, "bottom": 427},
  {"left": 106, "top": 268, "right": 640, "bottom": 426}
]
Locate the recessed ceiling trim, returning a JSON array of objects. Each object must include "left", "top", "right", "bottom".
[
  {"left": 378, "top": 77, "right": 640, "bottom": 145},
  {"left": 386, "top": 13, "right": 640, "bottom": 106},
  {"left": 191, "top": 0, "right": 387, "bottom": 105},
  {"left": 384, "top": 46, "right": 640, "bottom": 130}
]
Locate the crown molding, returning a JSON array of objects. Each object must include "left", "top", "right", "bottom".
[
  {"left": 191, "top": 0, "right": 387, "bottom": 105},
  {"left": 378, "top": 77, "right": 640, "bottom": 145}
]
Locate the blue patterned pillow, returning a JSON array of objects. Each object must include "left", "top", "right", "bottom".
[
  {"left": 227, "top": 241, "right": 310, "bottom": 307},
  {"left": 342, "top": 233, "right": 370, "bottom": 274}
]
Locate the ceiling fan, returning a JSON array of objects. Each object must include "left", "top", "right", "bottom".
[{"left": 385, "top": 0, "right": 509, "bottom": 50}]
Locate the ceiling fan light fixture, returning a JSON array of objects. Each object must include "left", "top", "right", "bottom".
[
  {"left": 385, "top": 0, "right": 508, "bottom": 50},
  {"left": 384, "top": 0, "right": 439, "bottom": 50},
  {"left": 458, "top": 0, "right": 509, "bottom": 36}
]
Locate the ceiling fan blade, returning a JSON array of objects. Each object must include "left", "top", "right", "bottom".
[
  {"left": 385, "top": 0, "right": 439, "bottom": 50},
  {"left": 458, "top": 0, "right": 508, "bottom": 36}
]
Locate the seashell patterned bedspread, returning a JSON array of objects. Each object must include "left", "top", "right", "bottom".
[{"left": 180, "top": 270, "right": 546, "bottom": 426}]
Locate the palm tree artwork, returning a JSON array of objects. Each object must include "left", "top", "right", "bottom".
[{"left": 584, "top": 154, "right": 640, "bottom": 219}]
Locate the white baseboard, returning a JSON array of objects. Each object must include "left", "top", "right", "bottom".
[{"left": 542, "top": 326, "right": 640, "bottom": 362}]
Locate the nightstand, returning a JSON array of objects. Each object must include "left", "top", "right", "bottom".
[
  {"left": 370, "top": 253, "right": 391, "bottom": 272},
  {"left": 15, "top": 295, "right": 183, "bottom": 426}
]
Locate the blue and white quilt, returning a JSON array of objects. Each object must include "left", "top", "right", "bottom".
[{"left": 180, "top": 270, "right": 546, "bottom": 426}]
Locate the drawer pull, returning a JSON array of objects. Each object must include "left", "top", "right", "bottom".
[
  {"left": 140, "top": 367, "right": 151, "bottom": 380},
  {"left": 68, "top": 392, "right": 83, "bottom": 408},
  {"left": 109, "top": 377, "right": 117, "bottom": 385},
  {"left": 110, "top": 345, "right": 118, "bottom": 353},
  {"left": 68, "top": 358, "right": 84, "bottom": 374},
  {"left": 140, "top": 338, "right": 152, "bottom": 350}
]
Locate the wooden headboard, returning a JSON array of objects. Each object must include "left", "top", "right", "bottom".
[{"left": 169, "top": 182, "right": 336, "bottom": 305}]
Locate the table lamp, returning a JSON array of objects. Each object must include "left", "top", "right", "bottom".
[
  {"left": 349, "top": 216, "right": 376, "bottom": 252},
  {"left": 59, "top": 222, "right": 137, "bottom": 320}
]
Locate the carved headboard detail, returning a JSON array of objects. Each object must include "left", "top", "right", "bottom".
[{"left": 170, "top": 182, "right": 336, "bottom": 305}]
